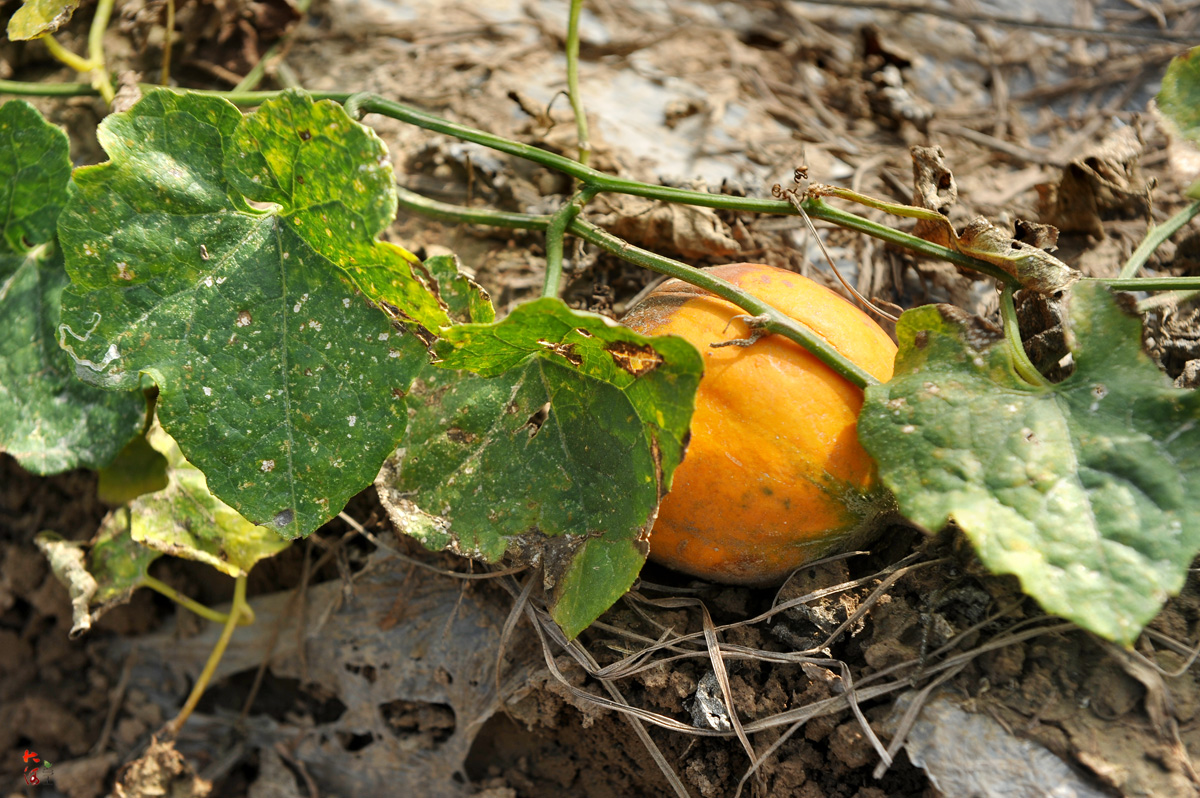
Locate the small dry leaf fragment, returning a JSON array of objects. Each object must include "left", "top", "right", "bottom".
[
  {"left": 905, "top": 148, "right": 1078, "bottom": 294},
  {"left": 591, "top": 194, "right": 740, "bottom": 260},
  {"left": 911, "top": 145, "right": 957, "bottom": 247},
  {"left": 112, "top": 739, "right": 211, "bottom": 798},
  {"left": 33, "top": 532, "right": 97, "bottom": 637},
  {"left": 956, "top": 217, "right": 1078, "bottom": 294},
  {"left": 1039, "top": 125, "right": 1151, "bottom": 238}
]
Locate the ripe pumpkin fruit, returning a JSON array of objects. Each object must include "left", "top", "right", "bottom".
[{"left": 623, "top": 263, "right": 898, "bottom": 585}]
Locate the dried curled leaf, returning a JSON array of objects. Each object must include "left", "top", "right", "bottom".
[
  {"left": 955, "top": 217, "right": 1077, "bottom": 294},
  {"left": 35, "top": 511, "right": 162, "bottom": 638},
  {"left": 1038, "top": 126, "right": 1151, "bottom": 237},
  {"left": 905, "top": 148, "right": 1078, "bottom": 293}
]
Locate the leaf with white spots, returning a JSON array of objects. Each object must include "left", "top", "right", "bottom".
[
  {"left": 57, "top": 90, "right": 430, "bottom": 536},
  {"left": 858, "top": 283, "right": 1200, "bottom": 644},
  {"left": 376, "top": 299, "right": 702, "bottom": 638},
  {"left": 0, "top": 100, "right": 145, "bottom": 474}
]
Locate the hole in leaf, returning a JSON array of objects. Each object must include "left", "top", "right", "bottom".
[
  {"left": 244, "top": 199, "right": 281, "bottom": 213},
  {"left": 523, "top": 402, "right": 551, "bottom": 437},
  {"left": 273, "top": 508, "right": 295, "bottom": 528},
  {"left": 195, "top": 669, "right": 347, "bottom": 723},
  {"left": 337, "top": 732, "right": 374, "bottom": 752},
  {"left": 536, "top": 338, "right": 582, "bottom": 366},
  {"left": 605, "top": 340, "right": 663, "bottom": 376},
  {"left": 345, "top": 663, "right": 377, "bottom": 683},
  {"left": 379, "top": 700, "right": 456, "bottom": 748}
]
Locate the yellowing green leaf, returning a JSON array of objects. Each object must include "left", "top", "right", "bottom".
[
  {"left": 7, "top": 0, "right": 79, "bottom": 40},
  {"left": 128, "top": 425, "right": 290, "bottom": 577}
]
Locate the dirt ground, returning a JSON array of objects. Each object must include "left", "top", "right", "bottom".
[{"left": 5, "top": 1, "right": 1200, "bottom": 796}]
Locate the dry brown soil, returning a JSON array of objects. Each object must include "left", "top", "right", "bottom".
[{"left": 4, "top": 1, "right": 1200, "bottom": 797}]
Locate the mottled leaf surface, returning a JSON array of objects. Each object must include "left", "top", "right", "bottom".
[
  {"left": 128, "top": 425, "right": 291, "bottom": 576},
  {"left": 57, "top": 90, "right": 430, "bottom": 536},
  {"left": 0, "top": 100, "right": 144, "bottom": 474},
  {"left": 376, "top": 299, "right": 702, "bottom": 638},
  {"left": 89, "top": 508, "right": 162, "bottom": 604},
  {"left": 7, "top": 0, "right": 79, "bottom": 39},
  {"left": 859, "top": 283, "right": 1200, "bottom": 644}
]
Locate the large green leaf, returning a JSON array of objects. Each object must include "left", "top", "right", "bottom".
[
  {"left": 57, "top": 90, "right": 431, "bottom": 536},
  {"left": 376, "top": 298, "right": 702, "bottom": 638},
  {"left": 7, "top": 0, "right": 79, "bottom": 40},
  {"left": 859, "top": 283, "right": 1200, "bottom": 644},
  {"left": 0, "top": 100, "right": 144, "bottom": 473}
]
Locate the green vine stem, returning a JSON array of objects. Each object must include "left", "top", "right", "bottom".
[
  {"left": 339, "top": 93, "right": 1022, "bottom": 282},
  {"left": 1137, "top": 289, "right": 1200, "bottom": 314},
  {"left": 1119, "top": 199, "right": 1200, "bottom": 279},
  {"left": 163, "top": 573, "right": 251, "bottom": 736},
  {"left": 565, "top": 0, "right": 591, "bottom": 168},
  {"left": 0, "top": 79, "right": 104, "bottom": 96},
  {"left": 1088, "top": 276, "right": 1200, "bottom": 291},
  {"left": 543, "top": 187, "right": 598, "bottom": 297},
  {"left": 142, "top": 574, "right": 255, "bottom": 626},
  {"left": 999, "top": 286, "right": 1052, "bottom": 389},
  {"left": 86, "top": 0, "right": 115, "bottom": 103},
  {"left": 396, "top": 185, "right": 878, "bottom": 389},
  {"left": 9, "top": 80, "right": 1200, "bottom": 297},
  {"left": 41, "top": 36, "right": 95, "bottom": 73}
]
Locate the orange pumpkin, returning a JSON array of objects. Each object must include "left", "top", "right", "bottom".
[{"left": 623, "top": 263, "right": 898, "bottom": 585}]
